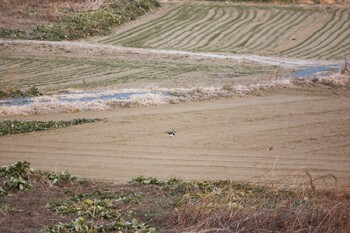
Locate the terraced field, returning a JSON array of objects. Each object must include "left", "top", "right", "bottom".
[
  {"left": 0, "top": 56, "right": 187, "bottom": 91},
  {"left": 0, "top": 55, "right": 274, "bottom": 91},
  {"left": 98, "top": 3, "right": 350, "bottom": 60}
]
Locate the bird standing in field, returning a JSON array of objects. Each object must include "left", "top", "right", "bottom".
[{"left": 167, "top": 130, "right": 176, "bottom": 137}]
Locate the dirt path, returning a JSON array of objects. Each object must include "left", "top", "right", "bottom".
[{"left": 1, "top": 89, "right": 349, "bottom": 188}]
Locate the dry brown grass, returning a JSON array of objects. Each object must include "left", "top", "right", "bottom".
[
  {"left": 0, "top": 0, "right": 112, "bottom": 29},
  {"left": 157, "top": 182, "right": 350, "bottom": 232},
  {"left": 292, "top": 74, "right": 350, "bottom": 88},
  {"left": 1, "top": 65, "right": 17, "bottom": 91},
  {"left": 1, "top": 168, "right": 350, "bottom": 232},
  {"left": 341, "top": 55, "right": 350, "bottom": 76},
  {"left": 191, "top": 0, "right": 349, "bottom": 4},
  {"left": 292, "top": 58, "right": 350, "bottom": 89}
]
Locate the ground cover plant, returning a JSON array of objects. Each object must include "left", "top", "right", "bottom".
[
  {"left": 0, "top": 86, "right": 42, "bottom": 99},
  {"left": 0, "top": 161, "right": 157, "bottom": 233},
  {"left": 0, "top": 118, "right": 101, "bottom": 136},
  {"left": 1, "top": 162, "right": 349, "bottom": 232},
  {"left": 0, "top": 0, "right": 160, "bottom": 41}
]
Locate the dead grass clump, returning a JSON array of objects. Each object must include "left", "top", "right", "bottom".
[
  {"left": 341, "top": 55, "right": 350, "bottom": 75},
  {"left": 290, "top": 57, "right": 350, "bottom": 88},
  {"left": 184, "top": 203, "right": 350, "bottom": 232},
  {"left": 129, "top": 177, "right": 350, "bottom": 233},
  {"left": 292, "top": 74, "right": 350, "bottom": 88},
  {"left": 0, "top": 0, "right": 82, "bottom": 29},
  {"left": 1, "top": 64, "right": 17, "bottom": 94},
  {"left": 197, "top": 0, "right": 349, "bottom": 5},
  {"left": 162, "top": 188, "right": 350, "bottom": 233}
]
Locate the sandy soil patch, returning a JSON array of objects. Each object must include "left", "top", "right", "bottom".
[{"left": 1, "top": 88, "right": 349, "bottom": 188}]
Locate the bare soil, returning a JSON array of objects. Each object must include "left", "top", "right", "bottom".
[
  {"left": 1, "top": 88, "right": 349, "bottom": 188},
  {"left": 0, "top": 182, "right": 83, "bottom": 233}
]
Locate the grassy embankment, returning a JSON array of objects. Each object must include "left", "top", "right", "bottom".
[
  {"left": 1, "top": 161, "right": 349, "bottom": 232},
  {"left": 0, "top": 0, "right": 160, "bottom": 40}
]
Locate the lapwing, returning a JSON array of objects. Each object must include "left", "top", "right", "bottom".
[{"left": 167, "top": 130, "right": 176, "bottom": 137}]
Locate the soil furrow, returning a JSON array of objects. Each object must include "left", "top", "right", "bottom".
[
  {"left": 147, "top": 5, "right": 218, "bottom": 48},
  {"left": 281, "top": 8, "right": 341, "bottom": 56}
]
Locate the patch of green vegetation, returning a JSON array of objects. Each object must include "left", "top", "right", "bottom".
[
  {"left": 0, "top": 0, "right": 160, "bottom": 40},
  {"left": 0, "top": 203, "right": 15, "bottom": 215},
  {"left": 18, "top": 0, "right": 160, "bottom": 41},
  {"left": 37, "top": 170, "right": 77, "bottom": 186},
  {"left": 0, "top": 28, "right": 26, "bottom": 38},
  {"left": 45, "top": 189, "right": 154, "bottom": 232},
  {"left": 50, "top": 197, "right": 121, "bottom": 220},
  {"left": 132, "top": 176, "right": 258, "bottom": 194},
  {"left": 0, "top": 118, "right": 101, "bottom": 136},
  {"left": 44, "top": 217, "right": 155, "bottom": 233},
  {"left": 26, "top": 7, "right": 39, "bottom": 16},
  {"left": 0, "top": 161, "right": 77, "bottom": 197},
  {"left": 0, "top": 162, "right": 153, "bottom": 232},
  {"left": 26, "top": 85, "right": 42, "bottom": 96},
  {"left": 0, "top": 161, "right": 34, "bottom": 195},
  {"left": 1, "top": 85, "right": 43, "bottom": 98}
]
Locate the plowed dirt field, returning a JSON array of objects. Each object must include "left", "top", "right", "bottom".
[{"left": 1, "top": 88, "right": 349, "bottom": 187}]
